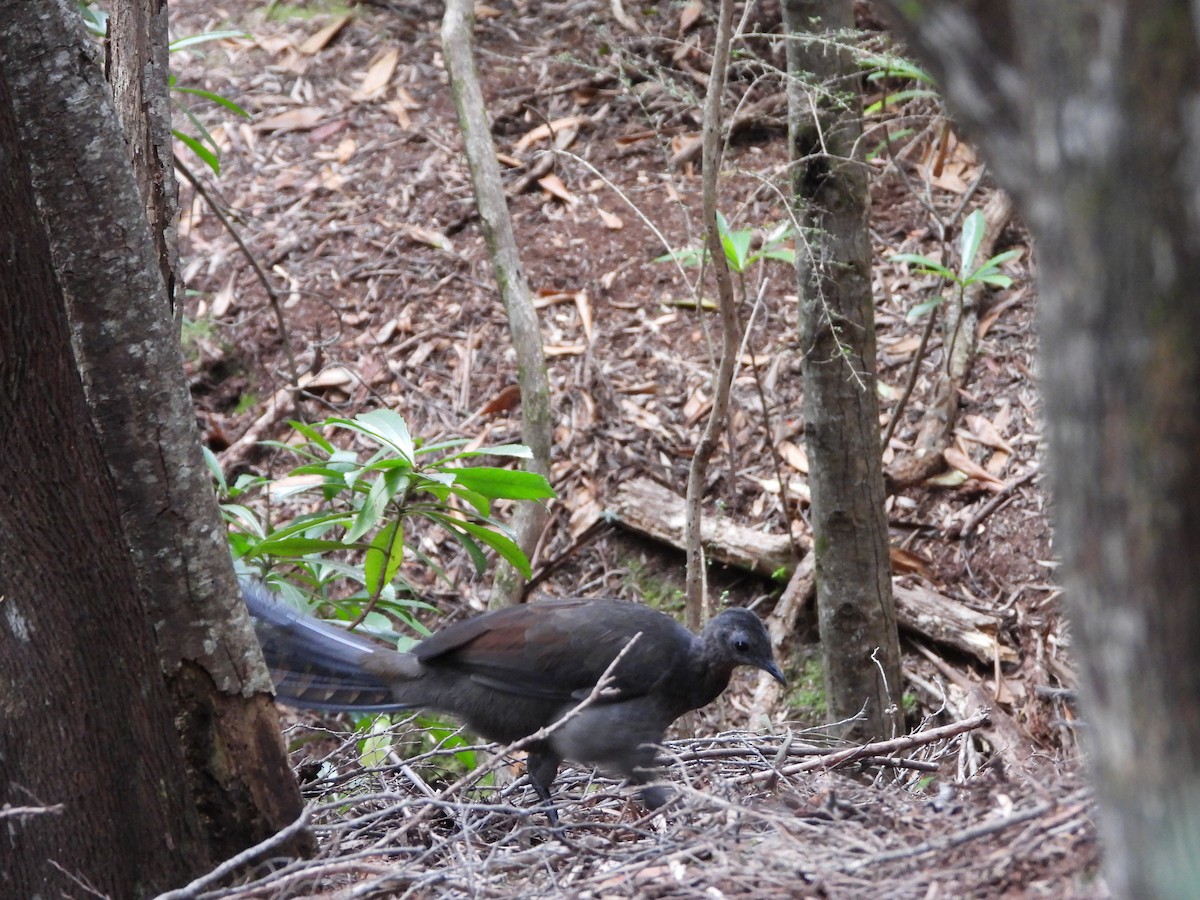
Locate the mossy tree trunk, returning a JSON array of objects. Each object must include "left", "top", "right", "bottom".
[{"left": 783, "top": 0, "right": 902, "bottom": 741}]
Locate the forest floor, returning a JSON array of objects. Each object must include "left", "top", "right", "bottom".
[{"left": 170, "top": 0, "right": 1102, "bottom": 896}]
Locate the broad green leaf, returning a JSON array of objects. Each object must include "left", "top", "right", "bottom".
[
  {"left": 414, "top": 437, "right": 471, "bottom": 455},
  {"left": 346, "top": 470, "right": 406, "bottom": 543},
  {"left": 288, "top": 419, "right": 336, "bottom": 453},
  {"left": 203, "top": 446, "right": 227, "bottom": 493},
  {"left": 864, "top": 88, "right": 938, "bottom": 116},
  {"left": 364, "top": 520, "right": 404, "bottom": 597},
  {"left": 450, "top": 467, "right": 556, "bottom": 501},
  {"left": 723, "top": 227, "right": 753, "bottom": 273},
  {"left": 450, "top": 519, "right": 532, "bottom": 578},
  {"left": 973, "top": 272, "right": 1013, "bottom": 288},
  {"left": 221, "top": 503, "right": 266, "bottom": 539},
  {"left": 336, "top": 409, "right": 415, "bottom": 462},
  {"left": 447, "top": 484, "right": 491, "bottom": 518},
  {"left": 756, "top": 248, "right": 796, "bottom": 264},
  {"left": 445, "top": 443, "right": 534, "bottom": 461},
  {"left": 357, "top": 714, "right": 394, "bottom": 768},
  {"left": 247, "top": 536, "right": 351, "bottom": 557}
]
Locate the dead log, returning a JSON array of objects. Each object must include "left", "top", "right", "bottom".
[
  {"left": 893, "top": 582, "right": 1017, "bottom": 666},
  {"left": 610, "top": 477, "right": 800, "bottom": 578}
]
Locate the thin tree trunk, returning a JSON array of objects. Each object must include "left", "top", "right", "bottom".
[
  {"left": 442, "top": 0, "right": 553, "bottom": 606},
  {"left": 885, "top": 1, "right": 1200, "bottom": 893},
  {"left": 684, "top": 0, "right": 741, "bottom": 629},
  {"left": 783, "top": 0, "right": 902, "bottom": 740}
]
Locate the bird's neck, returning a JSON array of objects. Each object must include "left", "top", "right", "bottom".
[{"left": 685, "top": 641, "right": 735, "bottom": 710}]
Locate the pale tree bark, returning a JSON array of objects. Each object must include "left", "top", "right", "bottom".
[
  {"left": 783, "top": 0, "right": 902, "bottom": 740},
  {"left": 442, "top": 0, "right": 553, "bottom": 606},
  {"left": 0, "top": 3, "right": 305, "bottom": 891},
  {"left": 108, "top": 0, "right": 178, "bottom": 308},
  {"left": 884, "top": 1, "right": 1200, "bottom": 894}
]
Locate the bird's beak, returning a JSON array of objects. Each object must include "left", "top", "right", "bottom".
[{"left": 762, "top": 661, "right": 786, "bottom": 686}]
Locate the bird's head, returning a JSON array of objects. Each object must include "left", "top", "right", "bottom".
[{"left": 707, "top": 608, "right": 786, "bottom": 685}]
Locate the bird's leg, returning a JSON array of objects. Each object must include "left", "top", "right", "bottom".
[
  {"left": 630, "top": 747, "right": 672, "bottom": 811},
  {"left": 526, "top": 750, "right": 563, "bottom": 825}
]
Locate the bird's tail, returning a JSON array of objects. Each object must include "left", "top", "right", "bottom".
[{"left": 242, "top": 580, "right": 419, "bottom": 712}]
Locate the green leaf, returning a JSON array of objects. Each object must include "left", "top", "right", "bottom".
[
  {"left": 288, "top": 419, "right": 335, "bottom": 453},
  {"left": 168, "top": 30, "right": 249, "bottom": 52},
  {"left": 331, "top": 409, "right": 415, "bottom": 462},
  {"left": 450, "top": 467, "right": 556, "bottom": 501},
  {"left": 203, "top": 446, "right": 228, "bottom": 494},
  {"left": 654, "top": 245, "right": 704, "bottom": 267},
  {"left": 864, "top": 88, "right": 939, "bottom": 116},
  {"left": 444, "top": 443, "right": 534, "bottom": 461},
  {"left": 414, "top": 437, "right": 471, "bottom": 455},
  {"left": 221, "top": 503, "right": 267, "bottom": 539},
  {"left": 171, "top": 85, "right": 251, "bottom": 119},
  {"left": 357, "top": 713, "right": 394, "bottom": 768},
  {"left": 972, "top": 272, "right": 1013, "bottom": 289},
  {"left": 173, "top": 130, "right": 220, "bottom": 174},
  {"left": 450, "top": 519, "right": 532, "bottom": 578},
  {"left": 364, "top": 520, "right": 404, "bottom": 597},
  {"left": 721, "top": 225, "right": 753, "bottom": 273},
  {"left": 248, "top": 536, "right": 352, "bottom": 557},
  {"left": 756, "top": 248, "right": 796, "bottom": 264},
  {"left": 890, "top": 253, "right": 956, "bottom": 282},
  {"left": 958, "top": 209, "right": 986, "bottom": 280},
  {"left": 346, "top": 469, "right": 408, "bottom": 543},
  {"left": 905, "top": 295, "right": 946, "bottom": 322},
  {"left": 447, "top": 485, "right": 491, "bottom": 518}
]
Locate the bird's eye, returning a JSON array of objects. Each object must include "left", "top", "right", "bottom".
[{"left": 734, "top": 638, "right": 750, "bottom": 653}]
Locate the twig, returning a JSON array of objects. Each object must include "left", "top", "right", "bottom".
[
  {"left": 844, "top": 789, "right": 1092, "bottom": 871},
  {"left": 740, "top": 708, "right": 991, "bottom": 783},
  {"left": 0, "top": 802, "right": 64, "bottom": 820},
  {"left": 152, "top": 807, "right": 313, "bottom": 900},
  {"left": 950, "top": 464, "right": 1039, "bottom": 540},
  {"left": 174, "top": 154, "right": 301, "bottom": 395}
]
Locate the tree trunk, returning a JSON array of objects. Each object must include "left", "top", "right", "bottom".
[
  {"left": 884, "top": 1, "right": 1200, "bottom": 894},
  {"left": 0, "top": 59, "right": 208, "bottom": 900},
  {"left": 783, "top": 0, "right": 902, "bottom": 740},
  {"left": 108, "top": 0, "right": 178, "bottom": 308},
  {"left": 0, "top": 2, "right": 305, "bottom": 890}
]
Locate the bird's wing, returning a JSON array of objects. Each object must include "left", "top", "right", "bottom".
[{"left": 413, "top": 599, "right": 689, "bottom": 703}]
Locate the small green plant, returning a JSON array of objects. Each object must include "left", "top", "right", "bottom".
[
  {"left": 656, "top": 212, "right": 795, "bottom": 274},
  {"left": 78, "top": 3, "right": 250, "bottom": 173},
  {"left": 206, "top": 409, "right": 555, "bottom": 633},
  {"left": 890, "top": 208, "right": 1020, "bottom": 322},
  {"left": 859, "top": 51, "right": 938, "bottom": 116},
  {"left": 210, "top": 410, "right": 553, "bottom": 778},
  {"left": 168, "top": 31, "right": 252, "bottom": 174}
]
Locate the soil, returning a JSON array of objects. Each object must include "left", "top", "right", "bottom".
[{"left": 169, "top": 0, "right": 1100, "bottom": 895}]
